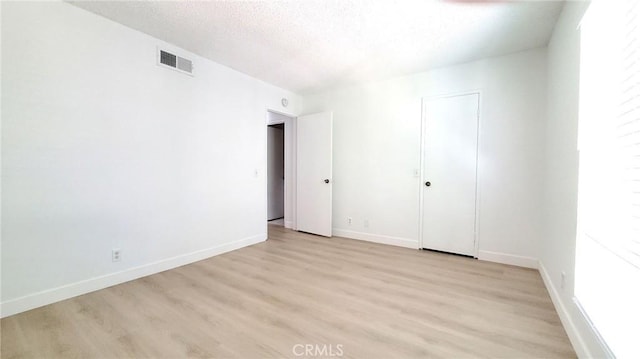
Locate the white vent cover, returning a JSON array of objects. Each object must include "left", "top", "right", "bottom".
[{"left": 158, "top": 48, "right": 193, "bottom": 75}]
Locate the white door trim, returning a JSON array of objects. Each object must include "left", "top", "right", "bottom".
[{"left": 418, "top": 90, "right": 482, "bottom": 257}]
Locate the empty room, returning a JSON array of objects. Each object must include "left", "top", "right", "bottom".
[{"left": 1, "top": 0, "right": 637, "bottom": 358}]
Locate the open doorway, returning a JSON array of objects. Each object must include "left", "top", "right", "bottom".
[
  {"left": 267, "top": 110, "right": 296, "bottom": 229},
  {"left": 267, "top": 123, "right": 285, "bottom": 225}
]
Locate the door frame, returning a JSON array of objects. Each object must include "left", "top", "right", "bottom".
[
  {"left": 418, "top": 90, "right": 482, "bottom": 257},
  {"left": 266, "top": 109, "right": 297, "bottom": 230}
]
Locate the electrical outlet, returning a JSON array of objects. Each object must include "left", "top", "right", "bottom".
[
  {"left": 348, "top": 217, "right": 352, "bottom": 225},
  {"left": 112, "top": 249, "right": 122, "bottom": 262},
  {"left": 561, "top": 271, "right": 566, "bottom": 290},
  {"left": 364, "top": 219, "right": 370, "bottom": 228}
]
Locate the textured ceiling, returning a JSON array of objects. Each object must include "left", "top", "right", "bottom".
[{"left": 69, "top": 0, "right": 564, "bottom": 94}]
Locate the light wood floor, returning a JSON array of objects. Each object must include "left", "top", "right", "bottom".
[{"left": 1, "top": 225, "right": 575, "bottom": 358}]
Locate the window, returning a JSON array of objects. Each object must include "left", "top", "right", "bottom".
[{"left": 575, "top": 0, "right": 640, "bottom": 357}]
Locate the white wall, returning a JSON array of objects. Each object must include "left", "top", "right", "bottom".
[
  {"left": 303, "top": 48, "right": 547, "bottom": 265},
  {"left": 1, "top": 1, "right": 300, "bottom": 317},
  {"left": 541, "top": 2, "right": 610, "bottom": 357}
]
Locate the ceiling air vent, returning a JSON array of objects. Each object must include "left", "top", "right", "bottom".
[{"left": 158, "top": 48, "right": 193, "bottom": 75}]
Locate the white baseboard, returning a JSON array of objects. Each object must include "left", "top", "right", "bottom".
[
  {"left": 538, "top": 261, "right": 612, "bottom": 359},
  {"left": 477, "top": 250, "right": 538, "bottom": 268},
  {"left": 538, "top": 262, "right": 590, "bottom": 358},
  {"left": 332, "top": 228, "right": 418, "bottom": 249},
  {"left": 284, "top": 220, "right": 295, "bottom": 230},
  {"left": 0, "top": 234, "right": 266, "bottom": 318}
]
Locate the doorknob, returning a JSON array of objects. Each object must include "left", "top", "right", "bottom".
[
  {"left": 425, "top": 181, "right": 431, "bottom": 187},
  {"left": 324, "top": 179, "right": 330, "bottom": 184}
]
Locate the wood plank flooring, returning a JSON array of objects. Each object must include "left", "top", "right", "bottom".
[{"left": 1, "top": 225, "right": 575, "bottom": 358}]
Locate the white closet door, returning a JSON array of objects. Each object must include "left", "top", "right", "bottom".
[{"left": 421, "top": 94, "right": 479, "bottom": 256}]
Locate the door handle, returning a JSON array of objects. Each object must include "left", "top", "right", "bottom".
[
  {"left": 425, "top": 181, "right": 431, "bottom": 187},
  {"left": 324, "top": 179, "right": 330, "bottom": 184}
]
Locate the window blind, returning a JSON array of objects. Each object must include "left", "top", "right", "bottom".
[{"left": 575, "top": 0, "right": 640, "bottom": 357}]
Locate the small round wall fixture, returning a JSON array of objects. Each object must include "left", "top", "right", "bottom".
[{"left": 281, "top": 98, "right": 289, "bottom": 107}]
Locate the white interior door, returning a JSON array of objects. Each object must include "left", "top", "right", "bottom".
[
  {"left": 421, "top": 93, "right": 479, "bottom": 256},
  {"left": 297, "top": 112, "right": 333, "bottom": 237}
]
